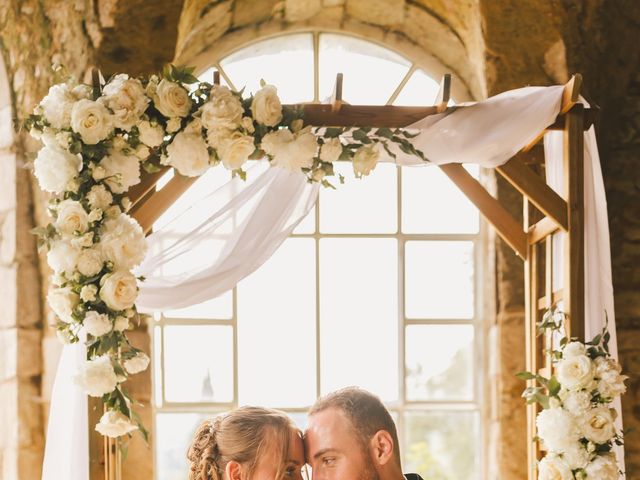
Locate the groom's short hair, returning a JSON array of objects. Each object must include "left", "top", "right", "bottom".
[{"left": 309, "top": 386, "right": 401, "bottom": 465}]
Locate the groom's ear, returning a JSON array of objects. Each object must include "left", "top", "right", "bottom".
[
  {"left": 225, "top": 460, "right": 243, "bottom": 480},
  {"left": 370, "top": 430, "right": 395, "bottom": 466}
]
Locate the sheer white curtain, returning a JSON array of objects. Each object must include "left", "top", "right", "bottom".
[{"left": 42, "top": 85, "right": 624, "bottom": 478}]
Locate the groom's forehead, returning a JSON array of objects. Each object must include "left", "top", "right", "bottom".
[{"left": 306, "top": 407, "right": 354, "bottom": 440}]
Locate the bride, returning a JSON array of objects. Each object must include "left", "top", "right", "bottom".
[{"left": 187, "top": 406, "right": 307, "bottom": 480}]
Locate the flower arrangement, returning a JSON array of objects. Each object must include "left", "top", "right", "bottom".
[
  {"left": 25, "top": 64, "right": 429, "bottom": 439},
  {"left": 518, "top": 309, "right": 627, "bottom": 479}
]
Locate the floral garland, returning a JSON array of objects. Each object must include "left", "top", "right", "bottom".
[
  {"left": 518, "top": 309, "right": 627, "bottom": 479},
  {"left": 25, "top": 65, "right": 428, "bottom": 439}
]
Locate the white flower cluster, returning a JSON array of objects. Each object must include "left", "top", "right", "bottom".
[{"left": 531, "top": 338, "right": 627, "bottom": 479}]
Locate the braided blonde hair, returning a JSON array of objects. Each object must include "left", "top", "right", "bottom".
[{"left": 187, "top": 406, "right": 297, "bottom": 480}]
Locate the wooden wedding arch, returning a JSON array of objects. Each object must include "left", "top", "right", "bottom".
[{"left": 90, "top": 71, "right": 591, "bottom": 480}]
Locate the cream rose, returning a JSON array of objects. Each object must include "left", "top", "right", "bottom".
[
  {"left": 47, "top": 287, "right": 80, "bottom": 324},
  {"left": 55, "top": 200, "right": 89, "bottom": 235},
  {"left": 153, "top": 79, "right": 192, "bottom": 117},
  {"left": 537, "top": 454, "right": 574, "bottom": 480},
  {"left": 33, "top": 145, "right": 83, "bottom": 193},
  {"left": 557, "top": 354, "right": 594, "bottom": 390},
  {"left": 101, "top": 74, "right": 149, "bottom": 131},
  {"left": 71, "top": 99, "right": 113, "bottom": 145},
  {"left": 352, "top": 144, "right": 380, "bottom": 178},
  {"left": 251, "top": 84, "right": 282, "bottom": 127},
  {"left": 320, "top": 137, "right": 343, "bottom": 163},
  {"left": 83, "top": 311, "right": 112, "bottom": 337},
  {"left": 261, "top": 128, "right": 317, "bottom": 171},
  {"left": 206, "top": 126, "right": 234, "bottom": 151},
  {"left": 584, "top": 454, "right": 619, "bottom": 480},
  {"left": 563, "top": 341, "right": 587, "bottom": 358},
  {"left": 39, "top": 83, "right": 75, "bottom": 129},
  {"left": 73, "top": 355, "right": 118, "bottom": 397},
  {"left": 581, "top": 407, "right": 616, "bottom": 444},
  {"left": 137, "top": 120, "right": 165, "bottom": 147},
  {"left": 99, "top": 270, "right": 138, "bottom": 311},
  {"left": 113, "top": 316, "right": 129, "bottom": 332},
  {"left": 99, "top": 152, "right": 141, "bottom": 194},
  {"left": 200, "top": 85, "right": 244, "bottom": 130},
  {"left": 99, "top": 214, "right": 147, "bottom": 270},
  {"left": 219, "top": 132, "right": 255, "bottom": 170},
  {"left": 164, "top": 131, "right": 210, "bottom": 177},
  {"left": 560, "top": 389, "right": 592, "bottom": 417},
  {"left": 47, "top": 240, "right": 80, "bottom": 275},
  {"left": 95, "top": 410, "right": 138, "bottom": 438},
  {"left": 77, "top": 248, "right": 104, "bottom": 277},
  {"left": 123, "top": 352, "right": 150, "bottom": 374}
]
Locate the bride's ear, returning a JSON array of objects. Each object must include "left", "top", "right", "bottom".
[{"left": 225, "top": 460, "right": 243, "bottom": 480}]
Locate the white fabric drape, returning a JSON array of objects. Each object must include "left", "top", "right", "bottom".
[{"left": 42, "top": 84, "right": 624, "bottom": 478}]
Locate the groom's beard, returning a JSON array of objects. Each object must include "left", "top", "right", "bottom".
[{"left": 360, "top": 450, "right": 381, "bottom": 480}]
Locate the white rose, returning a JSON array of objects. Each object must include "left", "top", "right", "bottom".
[
  {"left": 91, "top": 164, "right": 107, "bottom": 181},
  {"left": 99, "top": 152, "right": 141, "bottom": 194},
  {"left": 99, "top": 214, "right": 147, "bottom": 270},
  {"left": 219, "top": 132, "right": 255, "bottom": 170},
  {"left": 83, "top": 311, "right": 112, "bottom": 337},
  {"left": 95, "top": 410, "right": 138, "bottom": 438},
  {"left": 88, "top": 208, "right": 103, "bottom": 223},
  {"left": 113, "top": 316, "right": 129, "bottom": 332},
  {"left": 71, "top": 99, "right": 113, "bottom": 145},
  {"left": 137, "top": 120, "right": 165, "bottom": 147},
  {"left": 71, "top": 232, "right": 94, "bottom": 249},
  {"left": 200, "top": 85, "right": 244, "bottom": 130},
  {"left": 581, "top": 407, "right": 616, "bottom": 444},
  {"left": 72, "top": 84, "right": 92, "bottom": 100},
  {"left": 251, "top": 84, "right": 282, "bottom": 127},
  {"left": 242, "top": 116, "right": 255, "bottom": 134},
  {"left": 101, "top": 74, "right": 149, "bottom": 131},
  {"left": 563, "top": 443, "right": 591, "bottom": 470},
  {"left": 80, "top": 284, "right": 98, "bottom": 302},
  {"left": 33, "top": 145, "right": 83, "bottom": 193},
  {"left": 537, "top": 454, "right": 574, "bottom": 480},
  {"left": 563, "top": 341, "right": 587, "bottom": 358},
  {"left": 56, "top": 131, "right": 73, "bottom": 149},
  {"left": 166, "top": 117, "right": 182, "bottom": 133},
  {"left": 104, "top": 205, "right": 121, "bottom": 219},
  {"left": 153, "top": 79, "right": 192, "bottom": 118},
  {"left": 561, "top": 389, "right": 592, "bottom": 417},
  {"left": 584, "top": 453, "right": 619, "bottom": 480},
  {"left": 598, "top": 374, "right": 627, "bottom": 399},
  {"left": 164, "top": 131, "right": 210, "bottom": 177},
  {"left": 206, "top": 126, "right": 233, "bottom": 151},
  {"left": 73, "top": 355, "right": 118, "bottom": 397},
  {"left": 536, "top": 407, "right": 580, "bottom": 452},
  {"left": 47, "top": 239, "right": 80, "bottom": 275},
  {"left": 123, "top": 352, "right": 150, "bottom": 374},
  {"left": 353, "top": 144, "right": 380, "bottom": 178},
  {"left": 145, "top": 75, "right": 159, "bottom": 97},
  {"left": 47, "top": 287, "right": 80, "bottom": 324},
  {"left": 39, "top": 83, "right": 75, "bottom": 129},
  {"left": 262, "top": 128, "right": 317, "bottom": 171},
  {"left": 557, "top": 355, "right": 594, "bottom": 390},
  {"left": 99, "top": 270, "right": 138, "bottom": 311},
  {"left": 77, "top": 248, "right": 104, "bottom": 277},
  {"left": 55, "top": 200, "right": 89, "bottom": 235},
  {"left": 320, "top": 137, "right": 342, "bottom": 163}
]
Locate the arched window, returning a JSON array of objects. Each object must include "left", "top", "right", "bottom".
[{"left": 153, "top": 33, "right": 484, "bottom": 479}]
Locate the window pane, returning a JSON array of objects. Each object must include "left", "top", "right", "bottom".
[
  {"left": 405, "top": 325, "right": 474, "bottom": 401},
  {"left": 163, "top": 325, "right": 233, "bottom": 403},
  {"left": 393, "top": 69, "right": 441, "bottom": 106},
  {"left": 319, "top": 34, "right": 411, "bottom": 104},
  {"left": 320, "top": 238, "right": 398, "bottom": 401},
  {"left": 221, "top": 34, "right": 314, "bottom": 103},
  {"left": 156, "top": 413, "right": 210, "bottom": 480},
  {"left": 320, "top": 162, "right": 397, "bottom": 233},
  {"left": 237, "top": 238, "right": 316, "bottom": 408},
  {"left": 402, "top": 165, "right": 479, "bottom": 234},
  {"left": 405, "top": 241, "right": 474, "bottom": 319},
  {"left": 404, "top": 411, "right": 479, "bottom": 480}
]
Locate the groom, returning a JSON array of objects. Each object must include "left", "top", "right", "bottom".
[{"left": 304, "top": 387, "right": 424, "bottom": 480}]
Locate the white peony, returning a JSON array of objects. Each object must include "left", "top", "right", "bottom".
[
  {"left": 80, "top": 284, "right": 98, "bottom": 302},
  {"left": 76, "top": 248, "right": 104, "bottom": 277},
  {"left": 563, "top": 443, "right": 590, "bottom": 470},
  {"left": 251, "top": 84, "right": 282, "bottom": 127},
  {"left": 100, "top": 74, "right": 149, "bottom": 131},
  {"left": 320, "top": 137, "right": 343, "bottom": 163},
  {"left": 584, "top": 453, "right": 619, "bottom": 479},
  {"left": 153, "top": 79, "right": 192, "bottom": 118},
  {"left": 95, "top": 410, "right": 138, "bottom": 438},
  {"left": 560, "top": 389, "right": 592, "bottom": 418},
  {"left": 71, "top": 99, "right": 113, "bottom": 145},
  {"left": 47, "top": 239, "right": 80, "bottom": 275},
  {"left": 352, "top": 144, "right": 380, "bottom": 178},
  {"left": 580, "top": 407, "right": 616, "bottom": 444},
  {"left": 39, "top": 83, "right": 76, "bottom": 129},
  {"left": 261, "top": 128, "right": 317, "bottom": 171},
  {"left": 99, "top": 152, "right": 141, "bottom": 194},
  {"left": 33, "top": 145, "right": 83, "bottom": 193},
  {"left": 113, "top": 316, "right": 129, "bottom": 332},
  {"left": 219, "top": 132, "right": 255, "bottom": 170},
  {"left": 123, "top": 352, "right": 150, "bottom": 374},
  {"left": 137, "top": 120, "right": 165, "bottom": 147},
  {"left": 563, "top": 341, "right": 587, "bottom": 358},
  {"left": 200, "top": 85, "right": 244, "bottom": 130},
  {"left": 594, "top": 357, "right": 627, "bottom": 399},
  {"left": 47, "top": 287, "right": 80, "bottom": 324},
  {"left": 83, "top": 311, "right": 112, "bottom": 337},
  {"left": 536, "top": 407, "right": 580, "bottom": 452},
  {"left": 164, "top": 130, "right": 210, "bottom": 177},
  {"left": 556, "top": 354, "right": 594, "bottom": 390},
  {"left": 73, "top": 355, "right": 118, "bottom": 397},
  {"left": 99, "top": 270, "right": 138, "bottom": 311},
  {"left": 537, "top": 454, "right": 574, "bottom": 480},
  {"left": 55, "top": 200, "right": 89, "bottom": 236},
  {"left": 99, "top": 214, "right": 147, "bottom": 269}
]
